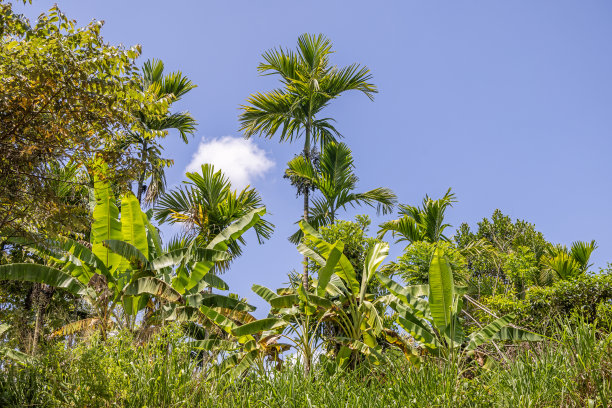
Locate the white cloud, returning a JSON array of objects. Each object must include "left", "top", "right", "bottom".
[{"left": 185, "top": 136, "right": 274, "bottom": 189}]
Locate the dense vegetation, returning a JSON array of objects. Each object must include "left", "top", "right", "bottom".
[{"left": 1, "top": 3, "right": 610, "bottom": 407}]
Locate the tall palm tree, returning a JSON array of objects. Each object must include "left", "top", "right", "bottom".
[
  {"left": 286, "top": 142, "right": 396, "bottom": 243},
  {"left": 239, "top": 33, "right": 377, "bottom": 289},
  {"left": 154, "top": 164, "right": 273, "bottom": 272},
  {"left": 132, "top": 59, "right": 197, "bottom": 204},
  {"left": 378, "top": 189, "right": 457, "bottom": 245}
]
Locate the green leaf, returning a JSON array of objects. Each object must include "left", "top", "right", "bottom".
[
  {"left": 335, "top": 345, "right": 352, "bottom": 369},
  {"left": 296, "top": 243, "right": 325, "bottom": 265},
  {"left": 360, "top": 242, "right": 389, "bottom": 299},
  {"left": 198, "top": 305, "right": 239, "bottom": 335},
  {"left": 231, "top": 318, "right": 286, "bottom": 337},
  {"left": 405, "top": 284, "right": 429, "bottom": 298},
  {"left": 299, "top": 221, "right": 359, "bottom": 294},
  {"left": 0, "top": 264, "right": 89, "bottom": 296},
  {"left": 270, "top": 295, "right": 299, "bottom": 309},
  {"left": 465, "top": 314, "right": 514, "bottom": 351},
  {"left": 252, "top": 284, "right": 278, "bottom": 303},
  {"left": 492, "top": 327, "right": 543, "bottom": 342},
  {"left": 143, "top": 210, "right": 163, "bottom": 258},
  {"left": 207, "top": 208, "right": 266, "bottom": 251},
  {"left": 103, "top": 240, "right": 149, "bottom": 270},
  {"left": 359, "top": 300, "right": 383, "bottom": 336},
  {"left": 200, "top": 271, "right": 229, "bottom": 291},
  {"left": 397, "top": 312, "right": 439, "bottom": 350},
  {"left": 316, "top": 241, "right": 344, "bottom": 297},
  {"left": 124, "top": 277, "right": 182, "bottom": 303},
  {"left": 150, "top": 247, "right": 190, "bottom": 270},
  {"left": 120, "top": 192, "right": 148, "bottom": 261},
  {"left": 0, "top": 348, "right": 34, "bottom": 366},
  {"left": 428, "top": 246, "right": 455, "bottom": 332},
  {"left": 91, "top": 175, "right": 122, "bottom": 271},
  {"left": 376, "top": 273, "right": 430, "bottom": 317},
  {"left": 232, "top": 350, "right": 258, "bottom": 377},
  {"left": 50, "top": 236, "right": 111, "bottom": 284}
]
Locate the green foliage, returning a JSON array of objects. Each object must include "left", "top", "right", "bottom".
[
  {"left": 317, "top": 216, "right": 378, "bottom": 270},
  {"left": 541, "top": 240, "right": 598, "bottom": 281},
  {"left": 240, "top": 33, "right": 377, "bottom": 149},
  {"left": 482, "top": 270, "right": 612, "bottom": 331},
  {"left": 1, "top": 320, "right": 610, "bottom": 407},
  {"left": 155, "top": 164, "right": 273, "bottom": 273},
  {"left": 455, "top": 210, "right": 549, "bottom": 279},
  {"left": 0, "top": 3, "right": 146, "bottom": 239},
  {"left": 501, "top": 245, "right": 544, "bottom": 294},
  {"left": 391, "top": 241, "right": 469, "bottom": 285},
  {"left": 128, "top": 59, "right": 197, "bottom": 204},
  {"left": 379, "top": 188, "right": 456, "bottom": 245},
  {"left": 379, "top": 246, "right": 541, "bottom": 360},
  {"left": 286, "top": 143, "right": 396, "bottom": 242}
]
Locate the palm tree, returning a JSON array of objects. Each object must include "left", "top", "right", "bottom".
[
  {"left": 285, "top": 142, "right": 396, "bottom": 243},
  {"left": 239, "top": 33, "right": 377, "bottom": 289},
  {"left": 154, "top": 164, "right": 273, "bottom": 272},
  {"left": 541, "top": 240, "right": 597, "bottom": 280},
  {"left": 132, "top": 59, "right": 197, "bottom": 204},
  {"left": 378, "top": 188, "right": 457, "bottom": 245}
]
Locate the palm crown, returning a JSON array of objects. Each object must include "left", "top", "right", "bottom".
[
  {"left": 286, "top": 142, "right": 396, "bottom": 243},
  {"left": 239, "top": 33, "right": 377, "bottom": 151},
  {"left": 131, "top": 59, "right": 197, "bottom": 204},
  {"left": 379, "top": 189, "right": 457, "bottom": 245},
  {"left": 154, "top": 164, "right": 273, "bottom": 272}
]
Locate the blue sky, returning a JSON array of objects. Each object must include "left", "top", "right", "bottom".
[{"left": 15, "top": 1, "right": 612, "bottom": 314}]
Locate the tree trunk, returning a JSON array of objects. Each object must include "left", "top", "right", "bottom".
[
  {"left": 30, "top": 283, "right": 55, "bottom": 355},
  {"left": 301, "top": 122, "right": 312, "bottom": 376},
  {"left": 136, "top": 139, "right": 148, "bottom": 204},
  {"left": 31, "top": 304, "right": 42, "bottom": 354},
  {"left": 302, "top": 188, "right": 309, "bottom": 291},
  {"left": 301, "top": 122, "right": 311, "bottom": 292}
]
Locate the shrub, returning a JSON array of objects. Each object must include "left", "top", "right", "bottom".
[{"left": 482, "top": 271, "right": 612, "bottom": 331}]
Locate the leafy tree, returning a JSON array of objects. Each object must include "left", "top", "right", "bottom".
[
  {"left": 0, "top": 4, "right": 148, "bottom": 240},
  {"left": 310, "top": 215, "right": 380, "bottom": 272},
  {"left": 129, "top": 59, "right": 197, "bottom": 204},
  {"left": 286, "top": 142, "right": 396, "bottom": 242},
  {"left": 389, "top": 241, "right": 468, "bottom": 286},
  {"left": 239, "top": 33, "right": 377, "bottom": 290},
  {"left": 502, "top": 246, "right": 543, "bottom": 296},
  {"left": 454, "top": 210, "right": 550, "bottom": 282},
  {"left": 155, "top": 164, "right": 273, "bottom": 272}
]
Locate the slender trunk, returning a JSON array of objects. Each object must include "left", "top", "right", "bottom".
[
  {"left": 301, "top": 121, "right": 311, "bottom": 375},
  {"left": 302, "top": 188, "right": 309, "bottom": 291},
  {"left": 301, "top": 122, "right": 311, "bottom": 292},
  {"left": 31, "top": 305, "right": 42, "bottom": 354},
  {"left": 136, "top": 139, "right": 148, "bottom": 204},
  {"left": 303, "top": 347, "right": 311, "bottom": 376}
]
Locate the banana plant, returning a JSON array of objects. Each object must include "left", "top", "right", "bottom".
[
  {"left": 233, "top": 221, "right": 413, "bottom": 374},
  {"left": 0, "top": 173, "right": 265, "bottom": 339},
  {"left": 378, "top": 246, "right": 541, "bottom": 362},
  {"left": 185, "top": 302, "right": 291, "bottom": 378}
]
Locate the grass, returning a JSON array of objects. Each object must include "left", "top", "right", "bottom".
[{"left": 1, "top": 320, "right": 610, "bottom": 408}]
